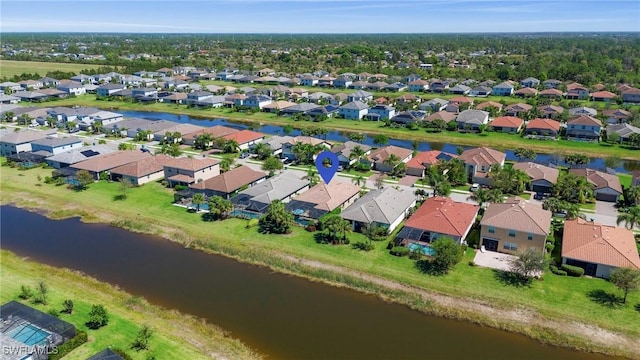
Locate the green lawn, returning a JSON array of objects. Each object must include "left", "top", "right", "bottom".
[
  {"left": 2, "top": 164, "right": 639, "bottom": 352},
  {"left": 619, "top": 173, "right": 633, "bottom": 189},
  {"left": 0, "top": 60, "right": 109, "bottom": 79},
  {"left": 0, "top": 250, "right": 259, "bottom": 360}
]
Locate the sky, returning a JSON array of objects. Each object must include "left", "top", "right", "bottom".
[{"left": 1, "top": 0, "right": 639, "bottom": 33}]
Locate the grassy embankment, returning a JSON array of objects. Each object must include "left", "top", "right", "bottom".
[
  {"left": 2, "top": 163, "right": 639, "bottom": 358},
  {"left": 0, "top": 251, "right": 260, "bottom": 360},
  {"left": 0, "top": 60, "right": 110, "bottom": 79},
  {"left": 30, "top": 95, "right": 640, "bottom": 160}
]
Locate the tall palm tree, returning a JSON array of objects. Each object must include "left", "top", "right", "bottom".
[
  {"left": 617, "top": 206, "right": 640, "bottom": 230},
  {"left": 223, "top": 139, "right": 240, "bottom": 154},
  {"left": 383, "top": 153, "right": 401, "bottom": 172},
  {"left": 3, "top": 111, "right": 15, "bottom": 123},
  {"left": 352, "top": 175, "right": 366, "bottom": 187},
  {"left": 304, "top": 168, "right": 320, "bottom": 186},
  {"left": 191, "top": 193, "right": 206, "bottom": 212},
  {"left": 349, "top": 145, "right": 366, "bottom": 163},
  {"left": 252, "top": 142, "right": 272, "bottom": 160},
  {"left": 625, "top": 186, "right": 640, "bottom": 206},
  {"left": 19, "top": 114, "right": 33, "bottom": 126}
]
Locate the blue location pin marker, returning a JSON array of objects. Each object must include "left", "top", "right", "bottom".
[{"left": 315, "top": 151, "right": 339, "bottom": 184}]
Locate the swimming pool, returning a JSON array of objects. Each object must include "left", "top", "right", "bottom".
[
  {"left": 5, "top": 323, "right": 51, "bottom": 346},
  {"left": 230, "top": 209, "right": 261, "bottom": 219},
  {"left": 408, "top": 243, "right": 436, "bottom": 256}
]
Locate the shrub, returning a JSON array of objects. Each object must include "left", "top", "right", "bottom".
[
  {"left": 47, "top": 308, "right": 60, "bottom": 317},
  {"left": 545, "top": 242, "right": 555, "bottom": 252},
  {"left": 468, "top": 261, "right": 477, "bottom": 267},
  {"left": 409, "top": 249, "right": 423, "bottom": 260},
  {"left": 86, "top": 304, "right": 109, "bottom": 329},
  {"left": 305, "top": 224, "right": 317, "bottom": 232},
  {"left": 390, "top": 246, "right": 410, "bottom": 257},
  {"left": 131, "top": 325, "right": 153, "bottom": 351},
  {"left": 49, "top": 331, "right": 88, "bottom": 360},
  {"left": 174, "top": 185, "right": 188, "bottom": 191},
  {"left": 352, "top": 241, "right": 375, "bottom": 251},
  {"left": 19, "top": 285, "right": 34, "bottom": 300},
  {"left": 44, "top": 176, "right": 54, "bottom": 184},
  {"left": 245, "top": 218, "right": 259, "bottom": 229},
  {"left": 561, "top": 264, "right": 585, "bottom": 277},
  {"left": 549, "top": 265, "right": 567, "bottom": 276},
  {"left": 62, "top": 299, "right": 74, "bottom": 314}
]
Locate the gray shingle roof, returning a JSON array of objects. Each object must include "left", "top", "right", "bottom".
[
  {"left": 32, "top": 136, "right": 82, "bottom": 147},
  {"left": 231, "top": 172, "right": 309, "bottom": 212},
  {"left": 340, "top": 101, "right": 370, "bottom": 110},
  {"left": 341, "top": 187, "right": 415, "bottom": 225}
]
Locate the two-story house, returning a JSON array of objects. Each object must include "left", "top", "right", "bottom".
[
  {"left": 163, "top": 156, "right": 220, "bottom": 187},
  {"left": 347, "top": 90, "right": 373, "bottom": 103},
  {"left": 492, "top": 81, "right": 514, "bottom": 96},
  {"left": 524, "top": 118, "right": 561, "bottom": 138},
  {"left": 520, "top": 77, "right": 540, "bottom": 88},
  {"left": 187, "top": 91, "right": 214, "bottom": 105},
  {"left": 456, "top": 109, "right": 489, "bottom": 132},
  {"left": 565, "top": 83, "right": 590, "bottom": 99},
  {"left": 244, "top": 95, "right": 273, "bottom": 109},
  {"left": 31, "top": 136, "right": 82, "bottom": 155},
  {"left": 621, "top": 87, "right": 640, "bottom": 103},
  {"left": 566, "top": 115, "right": 602, "bottom": 142},
  {"left": 366, "top": 104, "right": 396, "bottom": 121},
  {"left": 408, "top": 79, "right": 429, "bottom": 92},
  {"left": 339, "top": 101, "right": 370, "bottom": 120},
  {"left": 56, "top": 81, "right": 86, "bottom": 96},
  {"left": 458, "top": 146, "right": 506, "bottom": 185},
  {"left": 96, "top": 83, "right": 127, "bottom": 97}
]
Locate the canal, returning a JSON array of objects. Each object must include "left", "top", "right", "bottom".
[{"left": 0, "top": 206, "right": 613, "bottom": 360}]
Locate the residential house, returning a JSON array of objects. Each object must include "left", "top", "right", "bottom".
[
  {"left": 187, "top": 91, "right": 214, "bottom": 105},
  {"left": 569, "top": 168, "right": 623, "bottom": 202},
  {"left": 231, "top": 172, "right": 310, "bottom": 214},
  {"left": 0, "top": 128, "right": 56, "bottom": 156},
  {"left": 45, "top": 144, "right": 118, "bottom": 169},
  {"left": 182, "top": 125, "right": 239, "bottom": 146},
  {"left": 263, "top": 100, "right": 297, "bottom": 113},
  {"left": 539, "top": 88, "right": 563, "bottom": 99},
  {"left": 163, "top": 156, "right": 221, "bottom": 187},
  {"left": 514, "top": 87, "right": 538, "bottom": 97},
  {"left": 308, "top": 92, "right": 334, "bottom": 104},
  {"left": 384, "top": 82, "right": 408, "bottom": 92},
  {"left": 469, "top": 85, "right": 492, "bottom": 97},
  {"left": 13, "top": 91, "right": 49, "bottom": 102},
  {"left": 520, "top": 77, "right": 540, "bottom": 88},
  {"left": 56, "top": 81, "right": 86, "bottom": 96},
  {"left": 39, "top": 77, "right": 60, "bottom": 87},
  {"left": 96, "top": 84, "right": 126, "bottom": 97},
  {"left": 394, "top": 196, "right": 479, "bottom": 246},
  {"left": 339, "top": 101, "right": 370, "bottom": 120},
  {"left": 70, "top": 74, "right": 92, "bottom": 83},
  {"left": 489, "top": 116, "right": 524, "bottom": 133},
  {"left": 406, "top": 150, "right": 456, "bottom": 177},
  {"left": 160, "top": 92, "right": 188, "bottom": 104},
  {"left": 395, "top": 93, "right": 419, "bottom": 105},
  {"left": 538, "top": 105, "right": 564, "bottom": 119},
  {"left": 606, "top": 123, "right": 640, "bottom": 144},
  {"left": 244, "top": 95, "right": 273, "bottom": 109},
  {"left": 131, "top": 87, "right": 158, "bottom": 98},
  {"left": 286, "top": 181, "right": 361, "bottom": 220},
  {"left": 284, "top": 87, "right": 309, "bottom": 100},
  {"left": 524, "top": 119, "right": 561, "bottom": 138},
  {"left": 70, "top": 150, "right": 152, "bottom": 179},
  {"left": 601, "top": 109, "right": 632, "bottom": 124},
  {"left": 341, "top": 187, "right": 416, "bottom": 233},
  {"left": 542, "top": 79, "right": 562, "bottom": 89},
  {"left": 449, "top": 84, "right": 471, "bottom": 95},
  {"left": 363, "top": 145, "right": 412, "bottom": 173},
  {"left": 621, "top": 87, "right": 640, "bottom": 103},
  {"left": 591, "top": 91, "right": 617, "bottom": 102},
  {"left": 566, "top": 83, "right": 590, "bottom": 100},
  {"left": 193, "top": 95, "right": 226, "bottom": 108},
  {"left": 110, "top": 154, "right": 173, "bottom": 186},
  {"left": 331, "top": 141, "right": 372, "bottom": 167},
  {"left": 366, "top": 104, "right": 396, "bottom": 121},
  {"left": 37, "top": 88, "right": 68, "bottom": 99},
  {"left": 458, "top": 146, "right": 506, "bottom": 185},
  {"left": 425, "top": 111, "right": 456, "bottom": 123},
  {"left": 19, "top": 79, "right": 43, "bottom": 90},
  {"left": 561, "top": 219, "right": 640, "bottom": 278},
  {"left": 104, "top": 118, "right": 175, "bottom": 139},
  {"left": 0, "top": 94, "right": 20, "bottom": 104},
  {"left": 568, "top": 106, "right": 597, "bottom": 117},
  {"left": 456, "top": 109, "right": 489, "bottom": 131},
  {"left": 367, "top": 81, "right": 389, "bottom": 91},
  {"left": 475, "top": 101, "right": 503, "bottom": 112},
  {"left": 513, "top": 162, "right": 559, "bottom": 194},
  {"left": 418, "top": 98, "right": 448, "bottom": 112},
  {"left": 408, "top": 79, "right": 429, "bottom": 92},
  {"left": 300, "top": 75, "right": 319, "bottom": 87},
  {"left": 390, "top": 110, "right": 426, "bottom": 125},
  {"left": 280, "top": 103, "right": 320, "bottom": 116},
  {"left": 222, "top": 130, "right": 265, "bottom": 150},
  {"left": 333, "top": 76, "right": 353, "bottom": 89},
  {"left": 0, "top": 82, "right": 23, "bottom": 92},
  {"left": 448, "top": 96, "right": 473, "bottom": 109},
  {"left": 347, "top": 90, "right": 373, "bottom": 103},
  {"left": 190, "top": 166, "right": 267, "bottom": 199},
  {"left": 280, "top": 136, "right": 331, "bottom": 160},
  {"left": 566, "top": 115, "right": 602, "bottom": 141},
  {"left": 152, "top": 123, "right": 204, "bottom": 142},
  {"left": 504, "top": 103, "right": 533, "bottom": 118},
  {"left": 492, "top": 81, "right": 514, "bottom": 96},
  {"left": 308, "top": 105, "right": 340, "bottom": 119},
  {"left": 31, "top": 136, "right": 82, "bottom": 155},
  {"left": 480, "top": 198, "right": 552, "bottom": 254},
  {"left": 428, "top": 80, "right": 448, "bottom": 93},
  {"left": 350, "top": 81, "right": 369, "bottom": 90}
]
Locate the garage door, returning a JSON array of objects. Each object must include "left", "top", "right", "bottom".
[
  {"left": 595, "top": 193, "right": 618, "bottom": 202},
  {"left": 532, "top": 184, "right": 551, "bottom": 194}
]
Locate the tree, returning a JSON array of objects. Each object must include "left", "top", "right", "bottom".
[
  {"left": 303, "top": 168, "right": 320, "bottom": 186},
  {"left": 362, "top": 223, "right": 388, "bottom": 243},
  {"left": 553, "top": 172, "right": 594, "bottom": 204},
  {"left": 542, "top": 198, "right": 581, "bottom": 219},
  {"left": 564, "top": 153, "right": 590, "bottom": 168},
  {"left": 159, "top": 143, "right": 182, "bottom": 157},
  {"left": 62, "top": 299, "right": 74, "bottom": 314},
  {"left": 282, "top": 124, "right": 294, "bottom": 135},
  {"left": 118, "top": 142, "right": 137, "bottom": 150},
  {"left": 616, "top": 206, "right": 640, "bottom": 230},
  {"left": 3, "top": 111, "right": 15, "bottom": 122},
  {"left": 489, "top": 165, "right": 530, "bottom": 195},
  {"left": 431, "top": 237, "right": 465, "bottom": 274},
  {"left": 348, "top": 132, "right": 365, "bottom": 143},
  {"left": 609, "top": 267, "right": 640, "bottom": 304},
  {"left": 131, "top": 325, "right": 153, "bottom": 351},
  {"left": 467, "top": 188, "right": 504, "bottom": 208},
  {"left": 194, "top": 133, "right": 214, "bottom": 150},
  {"left": 349, "top": 145, "right": 366, "bottom": 163},
  {"left": 191, "top": 193, "right": 206, "bottom": 212},
  {"left": 383, "top": 153, "right": 401, "bottom": 172},
  {"left": 262, "top": 156, "right": 283, "bottom": 176},
  {"left": 322, "top": 215, "right": 350, "bottom": 244},
  {"left": 35, "top": 281, "right": 48, "bottom": 305},
  {"left": 220, "top": 155, "right": 235, "bottom": 172},
  {"left": 86, "top": 304, "right": 109, "bottom": 329},
  {"left": 509, "top": 248, "right": 548, "bottom": 280},
  {"left": 374, "top": 174, "right": 385, "bottom": 190},
  {"left": 252, "top": 142, "right": 272, "bottom": 160},
  {"left": 223, "top": 140, "right": 240, "bottom": 154},
  {"left": 514, "top": 147, "right": 536, "bottom": 161},
  {"left": 207, "top": 195, "right": 233, "bottom": 220},
  {"left": 75, "top": 170, "right": 94, "bottom": 190},
  {"left": 352, "top": 175, "right": 366, "bottom": 187},
  {"left": 116, "top": 178, "right": 133, "bottom": 200},
  {"left": 625, "top": 186, "right": 640, "bottom": 206},
  {"left": 629, "top": 133, "right": 640, "bottom": 149},
  {"left": 433, "top": 180, "right": 452, "bottom": 197},
  {"left": 259, "top": 200, "right": 294, "bottom": 234},
  {"left": 372, "top": 134, "right": 389, "bottom": 146}
]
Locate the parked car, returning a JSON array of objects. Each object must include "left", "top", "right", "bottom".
[
  {"left": 554, "top": 210, "right": 568, "bottom": 218},
  {"left": 470, "top": 183, "right": 480, "bottom": 192},
  {"left": 337, "top": 165, "right": 344, "bottom": 172},
  {"left": 533, "top": 192, "right": 545, "bottom": 200},
  {"left": 240, "top": 152, "right": 249, "bottom": 159}
]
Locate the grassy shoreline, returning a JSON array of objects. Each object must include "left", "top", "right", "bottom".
[
  {"left": 0, "top": 250, "right": 260, "bottom": 360},
  {"left": 30, "top": 96, "right": 640, "bottom": 160},
  {"left": 1, "top": 164, "right": 640, "bottom": 358}
]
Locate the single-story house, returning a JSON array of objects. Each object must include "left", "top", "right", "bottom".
[
  {"left": 190, "top": 165, "right": 267, "bottom": 199},
  {"left": 561, "top": 219, "right": 640, "bottom": 278},
  {"left": 539, "top": 88, "right": 563, "bottom": 99},
  {"left": 480, "top": 197, "right": 552, "bottom": 254},
  {"left": 569, "top": 168, "right": 623, "bottom": 202},
  {"left": 514, "top": 87, "right": 538, "bottom": 97},
  {"left": 394, "top": 196, "right": 479, "bottom": 246},
  {"left": 152, "top": 123, "right": 205, "bottom": 142},
  {"left": 524, "top": 119, "right": 561, "bottom": 138},
  {"left": 263, "top": 100, "right": 297, "bottom": 113},
  {"left": 601, "top": 109, "right": 632, "bottom": 124},
  {"left": 456, "top": 109, "right": 489, "bottom": 131},
  {"left": 520, "top": 77, "right": 540, "bottom": 88},
  {"left": 425, "top": 111, "right": 456, "bottom": 123},
  {"left": 475, "top": 101, "right": 503, "bottom": 112},
  {"left": 590, "top": 91, "right": 617, "bottom": 102},
  {"left": 286, "top": 181, "right": 361, "bottom": 220},
  {"left": 341, "top": 187, "right": 416, "bottom": 233},
  {"left": 56, "top": 81, "right": 86, "bottom": 96},
  {"left": 347, "top": 90, "right": 373, "bottom": 103},
  {"left": 163, "top": 156, "right": 221, "bottom": 187},
  {"left": 45, "top": 144, "right": 118, "bottom": 169},
  {"left": 542, "top": 79, "right": 562, "bottom": 89},
  {"left": 504, "top": 103, "right": 532, "bottom": 117},
  {"left": 221, "top": 130, "right": 266, "bottom": 150},
  {"left": 110, "top": 154, "right": 173, "bottom": 186},
  {"left": 568, "top": 106, "right": 597, "bottom": 117},
  {"left": 96, "top": 84, "right": 127, "bottom": 97},
  {"left": 418, "top": 98, "right": 448, "bottom": 112},
  {"left": 489, "top": 116, "right": 524, "bottom": 133},
  {"left": 362, "top": 145, "right": 413, "bottom": 173},
  {"left": 182, "top": 125, "right": 239, "bottom": 146},
  {"left": 621, "top": 87, "right": 640, "bottom": 103},
  {"left": 512, "top": 162, "right": 559, "bottom": 194},
  {"left": 13, "top": 91, "right": 49, "bottom": 102},
  {"left": 405, "top": 150, "right": 456, "bottom": 177},
  {"left": 565, "top": 83, "right": 590, "bottom": 99},
  {"left": 280, "top": 136, "right": 331, "bottom": 160},
  {"left": 279, "top": 103, "right": 320, "bottom": 116},
  {"left": 538, "top": 104, "right": 564, "bottom": 119},
  {"left": 458, "top": 146, "right": 506, "bottom": 185},
  {"left": 606, "top": 123, "right": 640, "bottom": 144},
  {"left": 449, "top": 84, "right": 471, "bottom": 95},
  {"left": 469, "top": 85, "right": 492, "bottom": 97},
  {"left": 331, "top": 141, "right": 372, "bottom": 167},
  {"left": 0, "top": 94, "right": 20, "bottom": 104},
  {"left": 390, "top": 110, "right": 426, "bottom": 125},
  {"left": 231, "top": 172, "right": 310, "bottom": 214},
  {"left": 31, "top": 136, "right": 82, "bottom": 155},
  {"left": 70, "top": 150, "right": 152, "bottom": 180}
]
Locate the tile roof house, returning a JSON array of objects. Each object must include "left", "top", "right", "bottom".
[
  {"left": 426, "top": 111, "right": 456, "bottom": 123},
  {"left": 537, "top": 104, "right": 564, "bottom": 119},
  {"left": 566, "top": 115, "right": 602, "bottom": 142},
  {"left": 513, "top": 162, "right": 559, "bottom": 194},
  {"left": 504, "top": 103, "right": 533, "bottom": 117},
  {"left": 263, "top": 100, "right": 297, "bottom": 113},
  {"left": 601, "top": 109, "right": 632, "bottom": 125},
  {"left": 449, "top": 84, "right": 471, "bottom": 95},
  {"left": 520, "top": 77, "right": 540, "bottom": 88},
  {"left": 190, "top": 165, "right": 266, "bottom": 199},
  {"left": 456, "top": 109, "right": 489, "bottom": 132},
  {"left": 621, "top": 87, "right": 640, "bottom": 103},
  {"left": 71, "top": 150, "right": 152, "bottom": 179},
  {"left": 489, "top": 116, "right": 524, "bottom": 133},
  {"left": 568, "top": 106, "right": 597, "bottom": 117},
  {"left": 561, "top": 219, "right": 640, "bottom": 278},
  {"left": 475, "top": 101, "right": 503, "bottom": 112},
  {"left": 542, "top": 79, "right": 562, "bottom": 89},
  {"left": 221, "top": 130, "right": 265, "bottom": 150},
  {"left": 163, "top": 156, "right": 220, "bottom": 187},
  {"left": 152, "top": 123, "right": 205, "bottom": 142},
  {"left": 331, "top": 141, "right": 372, "bottom": 166},
  {"left": 0, "top": 128, "right": 57, "bottom": 156},
  {"left": 480, "top": 197, "right": 552, "bottom": 254},
  {"left": 458, "top": 147, "right": 506, "bottom": 185},
  {"left": 181, "top": 125, "right": 240, "bottom": 146},
  {"left": 110, "top": 154, "right": 173, "bottom": 185},
  {"left": 363, "top": 145, "right": 413, "bottom": 173},
  {"left": 341, "top": 187, "right": 416, "bottom": 233},
  {"left": 406, "top": 150, "right": 456, "bottom": 177},
  {"left": 231, "top": 172, "right": 310, "bottom": 214},
  {"left": 590, "top": 91, "right": 617, "bottom": 102},
  {"left": 565, "top": 83, "right": 590, "bottom": 100},
  {"left": 539, "top": 88, "right": 563, "bottom": 99},
  {"left": 514, "top": 87, "right": 538, "bottom": 97},
  {"left": 104, "top": 118, "right": 176, "bottom": 139},
  {"left": 606, "top": 123, "right": 640, "bottom": 144},
  {"left": 569, "top": 168, "right": 623, "bottom": 202},
  {"left": 395, "top": 196, "right": 479, "bottom": 245},
  {"left": 390, "top": 110, "right": 426, "bottom": 125},
  {"left": 524, "top": 119, "right": 561, "bottom": 138},
  {"left": 286, "top": 181, "right": 361, "bottom": 220}
]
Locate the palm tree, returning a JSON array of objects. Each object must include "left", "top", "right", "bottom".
[
  {"left": 617, "top": 206, "right": 640, "bottom": 230},
  {"left": 191, "top": 193, "right": 206, "bottom": 212},
  {"left": 383, "top": 153, "right": 401, "bottom": 172},
  {"left": 304, "top": 168, "right": 320, "bottom": 186},
  {"left": 349, "top": 145, "right": 366, "bottom": 163},
  {"left": 252, "top": 142, "right": 272, "bottom": 160},
  {"left": 195, "top": 133, "right": 214, "bottom": 150},
  {"left": 19, "top": 114, "right": 33, "bottom": 126},
  {"left": 336, "top": 217, "right": 351, "bottom": 243},
  {"left": 625, "top": 186, "right": 640, "bottom": 206},
  {"left": 352, "top": 175, "right": 366, "bottom": 188},
  {"left": 220, "top": 155, "right": 235, "bottom": 172},
  {"left": 3, "top": 111, "right": 14, "bottom": 123},
  {"left": 223, "top": 140, "right": 240, "bottom": 153},
  {"left": 92, "top": 121, "right": 104, "bottom": 134}
]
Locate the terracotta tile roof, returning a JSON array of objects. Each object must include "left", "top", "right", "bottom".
[
  {"left": 405, "top": 196, "right": 479, "bottom": 238},
  {"left": 481, "top": 198, "right": 552, "bottom": 235},
  {"left": 622, "top": 87, "right": 640, "bottom": 95},
  {"left": 515, "top": 87, "right": 538, "bottom": 95},
  {"left": 222, "top": 130, "right": 265, "bottom": 145},
  {"left": 263, "top": 100, "right": 296, "bottom": 110},
  {"left": 367, "top": 145, "right": 413, "bottom": 164},
  {"left": 562, "top": 219, "right": 640, "bottom": 269},
  {"left": 591, "top": 91, "right": 616, "bottom": 99},
  {"left": 569, "top": 168, "right": 623, "bottom": 194},
  {"left": 168, "top": 174, "right": 194, "bottom": 183},
  {"left": 0, "top": 128, "right": 56, "bottom": 144},
  {"left": 182, "top": 126, "right": 239, "bottom": 142},
  {"left": 475, "top": 101, "right": 502, "bottom": 110},
  {"left": 505, "top": 103, "right": 533, "bottom": 112},
  {"left": 426, "top": 111, "right": 456, "bottom": 122},
  {"left": 71, "top": 150, "right": 151, "bottom": 173},
  {"left": 397, "top": 94, "right": 419, "bottom": 101},
  {"left": 513, "top": 162, "right": 559, "bottom": 184},
  {"left": 191, "top": 166, "right": 266, "bottom": 194},
  {"left": 602, "top": 109, "right": 632, "bottom": 118},
  {"left": 540, "top": 88, "right": 563, "bottom": 96},
  {"left": 526, "top": 119, "right": 561, "bottom": 132},
  {"left": 110, "top": 155, "right": 172, "bottom": 178},
  {"left": 284, "top": 136, "right": 329, "bottom": 146},
  {"left": 448, "top": 96, "right": 473, "bottom": 104},
  {"left": 568, "top": 115, "right": 601, "bottom": 126},
  {"left": 566, "top": 82, "right": 587, "bottom": 91},
  {"left": 458, "top": 147, "right": 506, "bottom": 167},
  {"left": 292, "top": 181, "right": 360, "bottom": 212},
  {"left": 163, "top": 156, "right": 220, "bottom": 172},
  {"left": 226, "top": 93, "right": 247, "bottom": 100},
  {"left": 406, "top": 150, "right": 456, "bottom": 170},
  {"left": 490, "top": 116, "right": 524, "bottom": 129},
  {"left": 373, "top": 97, "right": 389, "bottom": 104},
  {"left": 538, "top": 104, "right": 564, "bottom": 114}
]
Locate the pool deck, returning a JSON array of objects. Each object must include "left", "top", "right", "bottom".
[{"left": 473, "top": 250, "right": 517, "bottom": 271}]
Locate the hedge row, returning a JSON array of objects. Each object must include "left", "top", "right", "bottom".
[{"left": 49, "top": 331, "right": 87, "bottom": 360}]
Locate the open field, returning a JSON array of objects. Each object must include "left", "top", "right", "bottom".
[
  {"left": 0, "top": 250, "right": 260, "bottom": 360},
  {"left": 31, "top": 96, "right": 640, "bottom": 160},
  {"left": 0, "top": 60, "right": 108, "bottom": 79},
  {"left": 2, "top": 163, "right": 639, "bottom": 358}
]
